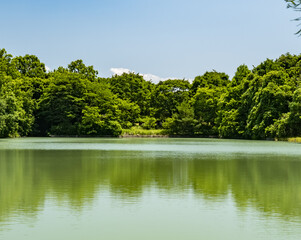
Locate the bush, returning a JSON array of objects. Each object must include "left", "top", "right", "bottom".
[{"left": 141, "top": 117, "right": 157, "bottom": 129}]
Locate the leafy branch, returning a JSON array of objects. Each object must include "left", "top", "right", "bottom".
[{"left": 285, "top": 0, "right": 301, "bottom": 35}]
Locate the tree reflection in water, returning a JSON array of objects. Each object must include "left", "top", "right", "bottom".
[{"left": 1, "top": 148, "right": 301, "bottom": 224}]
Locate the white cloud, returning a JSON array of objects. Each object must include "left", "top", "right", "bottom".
[
  {"left": 110, "top": 68, "right": 131, "bottom": 76},
  {"left": 141, "top": 73, "right": 172, "bottom": 82},
  {"left": 110, "top": 68, "right": 180, "bottom": 83},
  {"left": 45, "top": 66, "right": 51, "bottom": 72}
]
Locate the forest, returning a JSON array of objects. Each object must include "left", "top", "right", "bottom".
[{"left": 0, "top": 48, "right": 301, "bottom": 139}]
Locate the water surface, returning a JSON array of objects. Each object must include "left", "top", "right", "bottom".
[{"left": 0, "top": 138, "right": 301, "bottom": 240}]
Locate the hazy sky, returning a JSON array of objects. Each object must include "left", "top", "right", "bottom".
[{"left": 1, "top": 0, "right": 300, "bottom": 81}]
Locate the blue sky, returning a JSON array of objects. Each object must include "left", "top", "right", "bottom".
[{"left": 1, "top": 0, "right": 300, "bottom": 81}]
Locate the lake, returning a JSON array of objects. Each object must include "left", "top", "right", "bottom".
[{"left": 0, "top": 137, "right": 301, "bottom": 240}]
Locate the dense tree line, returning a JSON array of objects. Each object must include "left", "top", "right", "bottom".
[{"left": 0, "top": 48, "right": 300, "bottom": 139}]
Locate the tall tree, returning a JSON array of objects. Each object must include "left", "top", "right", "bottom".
[
  {"left": 0, "top": 49, "right": 19, "bottom": 78},
  {"left": 12, "top": 55, "right": 46, "bottom": 78},
  {"left": 151, "top": 79, "right": 191, "bottom": 121},
  {"left": 68, "top": 60, "right": 98, "bottom": 81},
  {"left": 191, "top": 71, "right": 229, "bottom": 94},
  {"left": 107, "top": 73, "right": 154, "bottom": 117}
]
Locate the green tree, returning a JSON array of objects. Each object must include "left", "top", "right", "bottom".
[
  {"left": 191, "top": 87, "right": 225, "bottom": 136},
  {"left": 68, "top": 60, "right": 98, "bottom": 81},
  {"left": 270, "top": 87, "right": 301, "bottom": 138},
  {"left": 244, "top": 71, "right": 293, "bottom": 139},
  {"left": 0, "top": 49, "right": 14, "bottom": 77},
  {"left": 140, "top": 116, "right": 157, "bottom": 130},
  {"left": 83, "top": 78, "right": 140, "bottom": 129},
  {"left": 107, "top": 73, "right": 154, "bottom": 117},
  {"left": 191, "top": 71, "right": 229, "bottom": 94},
  {"left": 80, "top": 106, "right": 122, "bottom": 136},
  {"left": 252, "top": 59, "right": 283, "bottom": 76},
  {"left": 151, "top": 79, "right": 191, "bottom": 122},
  {"left": 0, "top": 76, "right": 35, "bottom": 137},
  {"left": 287, "top": 87, "right": 301, "bottom": 136},
  {"left": 37, "top": 69, "right": 134, "bottom": 136},
  {"left": 163, "top": 101, "right": 197, "bottom": 135},
  {"left": 12, "top": 55, "right": 46, "bottom": 78},
  {"left": 37, "top": 71, "right": 88, "bottom": 135},
  {"left": 217, "top": 66, "right": 251, "bottom": 138},
  {"left": 231, "top": 65, "right": 251, "bottom": 87}
]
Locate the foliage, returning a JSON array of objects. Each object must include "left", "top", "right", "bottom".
[
  {"left": 81, "top": 106, "right": 122, "bottom": 136},
  {"left": 1, "top": 49, "right": 301, "bottom": 139},
  {"left": 0, "top": 75, "right": 35, "bottom": 137},
  {"left": 107, "top": 72, "right": 154, "bottom": 117},
  {"left": 191, "top": 87, "right": 226, "bottom": 136},
  {"left": 122, "top": 126, "right": 164, "bottom": 136},
  {"left": 140, "top": 116, "right": 157, "bottom": 130},
  {"left": 12, "top": 55, "right": 46, "bottom": 78},
  {"left": 285, "top": 0, "right": 301, "bottom": 35},
  {"left": 151, "top": 79, "right": 191, "bottom": 122},
  {"left": 191, "top": 71, "right": 229, "bottom": 94},
  {"left": 68, "top": 59, "right": 98, "bottom": 80},
  {"left": 163, "top": 101, "right": 198, "bottom": 135}
]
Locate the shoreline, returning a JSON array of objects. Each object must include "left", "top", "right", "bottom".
[
  {"left": 286, "top": 137, "right": 301, "bottom": 143},
  {"left": 2, "top": 135, "right": 301, "bottom": 142}
]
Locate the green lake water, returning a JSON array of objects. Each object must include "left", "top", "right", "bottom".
[{"left": 0, "top": 137, "right": 301, "bottom": 240}]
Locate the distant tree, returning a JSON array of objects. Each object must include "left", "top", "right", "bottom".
[
  {"left": 0, "top": 76, "right": 35, "bottom": 137},
  {"left": 191, "top": 71, "right": 229, "bottom": 94},
  {"left": 107, "top": 73, "right": 154, "bottom": 117},
  {"left": 252, "top": 59, "right": 283, "bottom": 76},
  {"left": 0, "top": 49, "right": 19, "bottom": 78},
  {"left": 37, "top": 71, "right": 86, "bottom": 135},
  {"left": 68, "top": 60, "right": 98, "bottom": 80},
  {"left": 231, "top": 65, "right": 251, "bottom": 87},
  {"left": 151, "top": 79, "right": 191, "bottom": 121},
  {"left": 163, "top": 101, "right": 197, "bottom": 135},
  {"left": 244, "top": 71, "right": 293, "bottom": 139},
  {"left": 287, "top": 87, "right": 301, "bottom": 135},
  {"left": 0, "top": 49, "right": 12, "bottom": 73},
  {"left": 12, "top": 55, "right": 46, "bottom": 78},
  {"left": 192, "top": 87, "right": 225, "bottom": 136}
]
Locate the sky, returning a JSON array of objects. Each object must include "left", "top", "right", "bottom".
[{"left": 0, "top": 0, "right": 300, "bottom": 82}]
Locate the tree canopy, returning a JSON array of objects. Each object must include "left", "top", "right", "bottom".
[{"left": 0, "top": 48, "right": 301, "bottom": 139}]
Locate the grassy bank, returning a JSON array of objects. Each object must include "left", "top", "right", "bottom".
[
  {"left": 287, "top": 137, "right": 301, "bottom": 143},
  {"left": 121, "top": 127, "right": 166, "bottom": 137}
]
